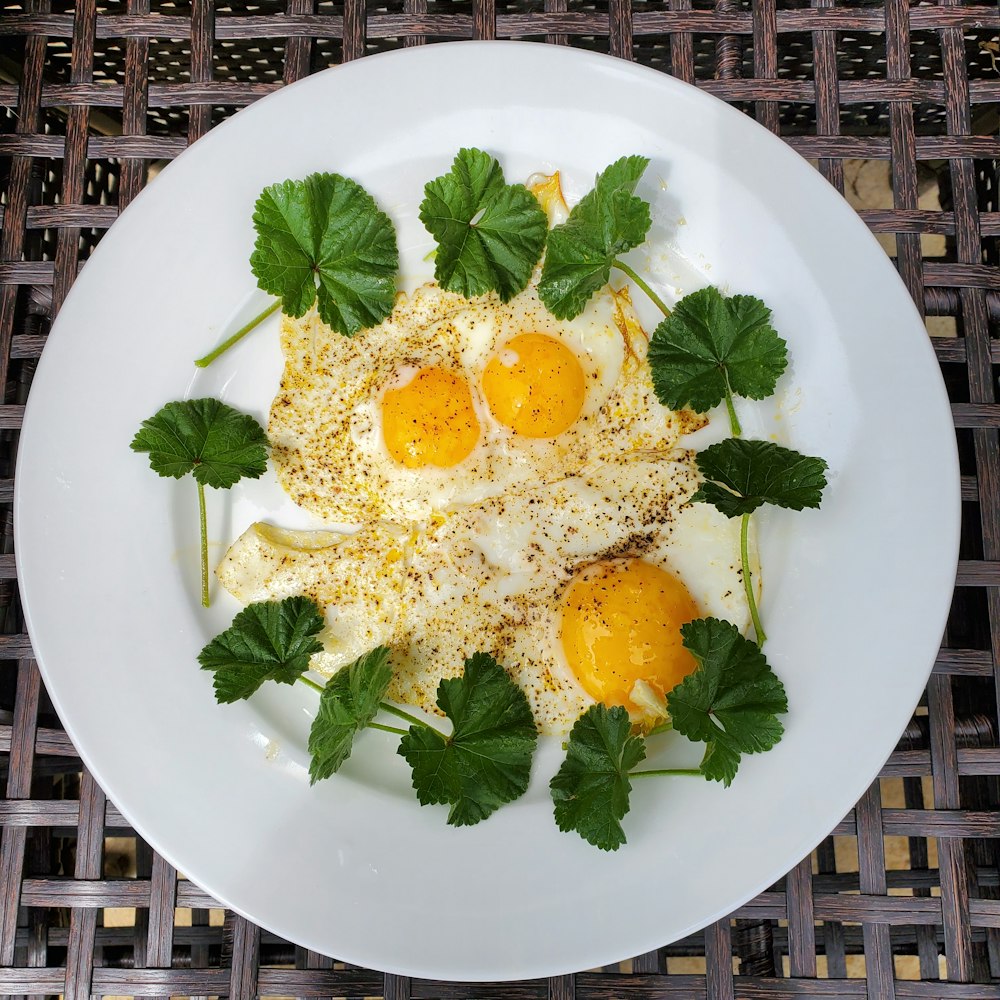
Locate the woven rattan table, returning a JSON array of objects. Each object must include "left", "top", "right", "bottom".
[{"left": 1, "top": 1, "right": 999, "bottom": 997}]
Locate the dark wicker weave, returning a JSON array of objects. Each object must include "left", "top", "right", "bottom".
[{"left": 1, "top": 0, "right": 999, "bottom": 996}]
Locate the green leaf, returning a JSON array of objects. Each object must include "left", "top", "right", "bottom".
[
  {"left": 397, "top": 652, "right": 537, "bottom": 826},
  {"left": 668, "top": 617, "right": 788, "bottom": 786},
  {"left": 647, "top": 286, "right": 788, "bottom": 413},
  {"left": 538, "top": 155, "right": 651, "bottom": 320},
  {"left": 692, "top": 438, "right": 829, "bottom": 518},
  {"left": 419, "top": 148, "right": 548, "bottom": 302},
  {"left": 307, "top": 647, "right": 393, "bottom": 784},
  {"left": 197, "top": 596, "right": 325, "bottom": 704},
  {"left": 250, "top": 172, "right": 399, "bottom": 336},
  {"left": 130, "top": 398, "right": 269, "bottom": 489},
  {"left": 549, "top": 704, "right": 646, "bottom": 851}
]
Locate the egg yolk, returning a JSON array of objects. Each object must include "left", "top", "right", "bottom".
[
  {"left": 559, "top": 559, "right": 700, "bottom": 709},
  {"left": 381, "top": 366, "right": 480, "bottom": 468},
  {"left": 481, "top": 333, "right": 585, "bottom": 438}
]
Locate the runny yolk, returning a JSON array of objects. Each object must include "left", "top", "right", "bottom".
[
  {"left": 559, "top": 559, "right": 700, "bottom": 709},
  {"left": 481, "top": 333, "right": 585, "bottom": 438},
  {"left": 381, "top": 366, "right": 480, "bottom": 469}
]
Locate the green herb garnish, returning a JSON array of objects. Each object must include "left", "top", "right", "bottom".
[
  {"left": 196, "top": 172, "right": 399, "bottom": 366},
  {"left": 251, "top": 173, "right": 399, "bottom": 334},
  {"left": 398, "top": 652, "right": 538, "bottom": 826},
  {"left": 538, "top": 155, "right": 667, "bottom": 320},
  {"left": 550, "top": 703, "right": 646, "bottom": 851},
  {"left": 196, "top": 596, "right": 324, "bottom": 702},
  {"left": 668, "top": 617, "right": 788, "bottom": 786},
  {"left": 647, "top": 286, "right": 788, "bottom": 437},
  {"left": 692, "top": 438, "right": 830, "bottom": 518},
  {"left": 308, "top": 646, "right": 393, "bottom": 784},
  {"left": 419, "top": 148, "right": 548, "bottom": 302},
  {"left": 172, "top": 154, "right": 829, "bottom": 852},
  {"left": 130, "top": 399, "right": 268, "bottom": 607},
  {"left": 552, "top": 618, "right": 789, "bottom": 849},
  {"left": 200, "top": 600, "right": 537, "bottom": 825},
  {"left": 692, "top": 438, "right": 828, "bottom": 642}
]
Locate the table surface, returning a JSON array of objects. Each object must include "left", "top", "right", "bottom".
[{"left": 1, "top": 1, "right": 999, "bottom": 997}]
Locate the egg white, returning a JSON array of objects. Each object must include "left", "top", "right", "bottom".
[
  {"left": 268, "top": 280, "right": 703, "bottom": 525},
  {"left": 216, "top": 521, "right": 410, "bottom": 670},
  {"left": 217, "top": 455, "right": 749, "bottom": 734}
]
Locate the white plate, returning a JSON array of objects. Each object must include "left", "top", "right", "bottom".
[{"left": 15, "top": 41, "right": 959, "bottom": 980}]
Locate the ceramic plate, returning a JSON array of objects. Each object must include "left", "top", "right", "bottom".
[{"left": 15, "top": 41, "right": 959, "bottom": 980}]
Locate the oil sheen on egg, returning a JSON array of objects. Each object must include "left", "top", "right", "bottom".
[
  {"left": 217, "top": 456, "right": 752, "bottom": 734},
  {"left": 268, "top": 280, "right": 703, "bottom": 525}
]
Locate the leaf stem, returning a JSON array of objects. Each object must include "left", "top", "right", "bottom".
[
  {"left": 742, "top": 512, "right": 767, "bottom": 646},
  {"left": 612, "top": 260, "right": 672, "bottom": 318},
  {"left": 369, "top": 721, "right": 409, "bottom": 737},
  {"left": 647, "top": 720, "right": 673, "bottom": 737},
  {"left": 379, "top": 701, "right": 441, "bottom": 733},
  {"left": 197, "top": 481, "right": 209, "bottom": 608},
  {"left": 629, "top": 768, "right": 702, "bottom": 778},
  {"left": 723, "top": 373, "right": 742, "bottom": 438},
  {"left": 194, "top": 299, "right": 281, "bottom": 368},
  {"left": 724, "top": 391, "right": 741, "bottom": 437},
  {"left": 295, "top": 679, "right": 439, "bottom": 737}
]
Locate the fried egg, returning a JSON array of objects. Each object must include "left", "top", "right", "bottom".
[
  {"left": 223, "top": 170, "right": 756, "bottom": 739},
  {"left": 217, "top": 456, "right": 752, "bottom": 734},
  {"left": 268, "top": 280, "right": 703, "bottom": 525}
]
